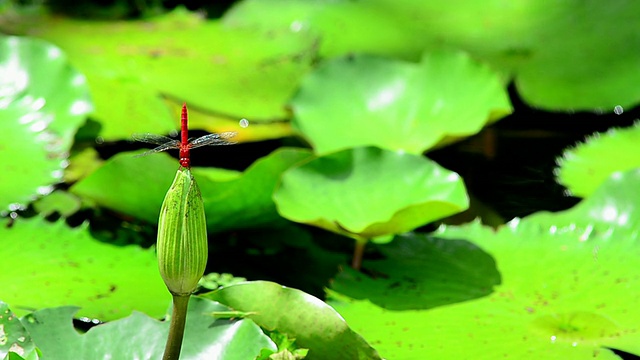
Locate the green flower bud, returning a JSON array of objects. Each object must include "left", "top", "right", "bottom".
[{"left": 157, "top": 167, "right": 208, "bottom": 296}]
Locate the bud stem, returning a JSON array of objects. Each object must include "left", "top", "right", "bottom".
[{"left": 163, "top": 294, "right": 190, "bottom": 360}]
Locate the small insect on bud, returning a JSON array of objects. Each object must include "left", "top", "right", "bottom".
[{"left": 156, "top": 167, "right": 208, "bottom": 296}]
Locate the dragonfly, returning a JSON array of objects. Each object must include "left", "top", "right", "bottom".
[{"left": 133, "top": 103, "right": 244, "bottom": 168}]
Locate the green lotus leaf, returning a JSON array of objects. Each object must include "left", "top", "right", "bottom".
[
  {"left": 331, "top": 234, "right": 501, "bottom": 311},
  {"left": 0, "top": 9, "right": 315, "bottom": 140},
  {"left": 182, "top": 101, "right": 295, "bottom": 143},
  {"left": 0, "top": 301, "right": 38, "bottom": 360},
  {"left": 223, "top": 0, "right": 418, "bottom": 59},
  {"left": 3, "top": 352, "right": 32, "bottom": 360},
  {"left": 0, "top": 35, "right": 92, "bottom": 211},
  {"left": 369, "top": 0, "right": 640, "bottom": 110},
  {"left": 2, "top": 352, "right": 32, "bottom": 360},
  {"left": 198, "top": 147, "right": 313, "bottom": 232},
  {"left": 527, "top": 168, "right": 640, "bottom": 234},
  {"left": 70, "top": 148, "right": 312, "bottom": 232},
  {"left": 225, "top": 0, "right": 640, "bottom": 111},
  {"left": 556, "top": 124, "right": 640, "bottom": 198},
  {"left": 62, "top": 147, "right": 104, "bottom": 183},
  {"left": 273, "top": 146, "right": 469, "bottom": 239},
  {"left": 32, "top": 190, "right": 81, "bottom": 218},
  {"left": 329, "top": 169, "right": 640, "bottom": 359},
  {"left": 18, "top": 297, "right": 274, "bottom": 359},
  {"left": 205, "top": 281, "right": 381, "bottom": 360},
  {"left": 69, "top": 151, "right": 178, "bottom": 224},
  {"left": 0, "top": 217, "right": 169, "bottom": 321},
  {"left": 291, "top": 51, "right": 511, "bottom": 155}
]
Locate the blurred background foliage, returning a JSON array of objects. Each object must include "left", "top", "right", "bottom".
[{"left": 1, "top": 0, "right": 640, "bottom": 359}]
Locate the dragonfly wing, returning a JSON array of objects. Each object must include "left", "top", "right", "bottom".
[
  {"left": 133, "top": 142, "right": 180, "bottom": 157},
  {"left": 189, "top": 132, "right": 238, "bottom": 148},
  {"left": 132, "top": 133, "right": 178, "bottom": 146}
]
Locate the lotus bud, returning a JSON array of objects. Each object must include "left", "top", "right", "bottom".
[{"left": 156, "top": 167, "right": 208, "bottom": 296}]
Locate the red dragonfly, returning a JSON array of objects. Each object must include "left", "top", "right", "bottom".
[{"left": 133, "top": 103, "right": 238, "bottom": 168}]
